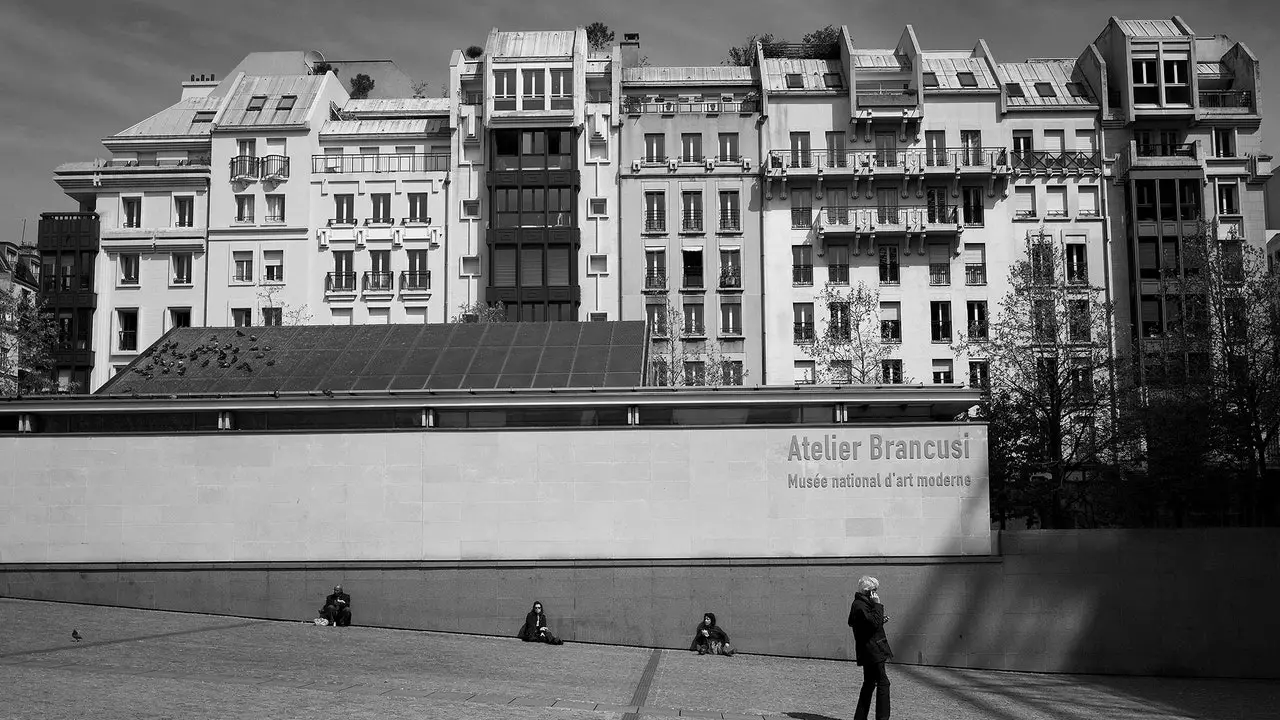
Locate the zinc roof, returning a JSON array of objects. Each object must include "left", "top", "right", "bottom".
[
  {"left": 1196, "top": 61, "right": 1232, "bottom": 78},
  {"left": 995, "top": 60, "right": 1096, "bottom": 107},
  {"left": 218, "top": 75, "right": 324, "bottom": 128},
  {"left": 1118, "top": 19, "right": 1189, "bottom": 38},
  {"left": 761, "top": 58, "right": 843, "bottom": 91},
  {"left": 491, "top": 30, "right": 575, "bottom": 58},
  {"left": 622, "top": 66, "right": 756, "bottom": 86},
  {"left": 342, "top": 98, "right": 450, "bottom": 116},
  {"left": 850, "top": 50, "right": 909, "bottom": 70},
  {"left": 320, "top": 119, "right": 446, "bottom": 137},
  {"left": 921, "top": 56, "right": 997, "bottom": 90},
  {"left": 113, "top": 96, "right": 222, "bottom": 138}
]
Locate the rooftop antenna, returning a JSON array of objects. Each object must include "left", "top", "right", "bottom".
[{"left": 304, "top": 49, "right": 326, "bottom": 73}]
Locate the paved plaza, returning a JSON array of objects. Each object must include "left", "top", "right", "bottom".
[{"left": 2, "top": 598, "right": 1276, "bottom": 720}]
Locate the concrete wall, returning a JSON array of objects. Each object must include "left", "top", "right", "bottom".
[{"left": 4, "top": 529, "right": 1278, "bottom": 678}]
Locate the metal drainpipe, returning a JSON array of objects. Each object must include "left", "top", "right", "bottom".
[
  {"left": 757, "top": 114, "right": 767, "bottom": 385},
  {"left": 201, "top": 171, "right": 212, "bottom": 326},
  {"left": 1098, "top": 125, "right": 1120, "bottom": 463}
]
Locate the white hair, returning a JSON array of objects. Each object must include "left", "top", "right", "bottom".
[{"left": 857, "top": 576, "right": 879, "bottom": 593}]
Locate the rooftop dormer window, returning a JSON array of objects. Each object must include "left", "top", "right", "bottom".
[
  {"left": 1035, "top": 82, "right": 1056, "bottom": 98},
  {"left": 1005, "top": 82, "right": 1025, "bottom": 97},
  {"left": 786, "top": 73, "right": 804, "bottom": 89},
  {"left": 247, "top": 95, "right": 266, "bottom": 111},
  {"left": 956, "top": 72, "right": 977, "bottom": 88},
  {"left": 193, "top": 111, "right": 214, "bottom": 123},
  {"left": 822, "top": 73, "right": 842, "bottom": 88},
  {"left": 277, "top": 95, "right": 297, "bottom": 111},
  {"left": 1065, "top": 82, "right": 1086, "bottom": 98},
  {"left": 922, "top": 72, "right": 939, "bottom": 87}
]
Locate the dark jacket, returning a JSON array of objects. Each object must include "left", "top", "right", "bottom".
[
  {"left": 518, "top": 610, "right": 549, "bottom": 641},
  {"left": 848, "top": 591, "right": 892, "bottom": 665},
  {"left": 324, "top": 591, "right": 351, "bottom": 609},
  {"left": 689, "top": 612, "right": 730, "bottom": 650}
]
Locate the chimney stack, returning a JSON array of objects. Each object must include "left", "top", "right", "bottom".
[{"left": 621, "top": 32, "right": 640, "bottom": 68}]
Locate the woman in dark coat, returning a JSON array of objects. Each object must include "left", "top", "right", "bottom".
[
  {"left": 689, "top": 612, "right": 735, "bottom": 656},
  {"left": 517, "top": 601, "right": 563, "bottom": 645}
]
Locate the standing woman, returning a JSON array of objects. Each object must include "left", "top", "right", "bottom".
[
  {"left": 848, "top": 576, "right": 892, "bottom": 720},
  {"left": 518, "top": 601, "right": 563, "bottom": 645}
]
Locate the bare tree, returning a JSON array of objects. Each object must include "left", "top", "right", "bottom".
[
  {"left": 0, "top": 291, "right": 58, "bottom": 395},
  {"left": 256, "top": 285, "right": 313, "bottom": 327},
  {"left": 646, "top": 297, "right": 743, "bottom": 387},
  {"left": 585, "top": 22, "right": 615, "bottom": 53},
  {"left": 451, "top": 300, "right": 507, "bottom": 323},
  {"left": 802, "top": 281, "right": 892, "bottom": 384}
]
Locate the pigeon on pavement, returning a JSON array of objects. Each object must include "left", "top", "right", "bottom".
[{"left": 71, "top": 629, "right": 82, "bottom": 642}]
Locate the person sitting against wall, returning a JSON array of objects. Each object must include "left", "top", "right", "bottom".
[
  {"left": 320, "top": 585, "right": 352, "bottom": 627},
  {"left": 689, "top": 612, "right": 735, "bottom": 656},
  {"left": 517, "top": 601, "right": 563, "bottom": 645}
]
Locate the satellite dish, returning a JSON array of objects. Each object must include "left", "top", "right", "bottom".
[{"left": 304, "top": 50, "right": 326, "bottom": 72}]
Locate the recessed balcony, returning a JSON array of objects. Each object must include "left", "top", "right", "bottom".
[
  {"left": 1115, "top": 141, "right": 1203, "bottom": 180},
  {"left": 813, "top": 205, "right": 960, "bottom": 236},
  {"left": 313, "top": 153, "right": 449, "bottom": 174},
  {"left": 768, "top": 147, "right": 1008, "bottom": 176},
  {"left": 1199, "top": 90, "right": 1254, "bottom": 113}
]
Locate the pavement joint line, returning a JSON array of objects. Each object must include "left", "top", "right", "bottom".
[{"left": 622, "top": 648, "right": 664, "bottom": 720}]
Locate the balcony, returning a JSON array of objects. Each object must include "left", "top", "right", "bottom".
[
  {"left": 792, "top": 264, "right": 813, "bottom": 286},
  {"left": 362, "top": 271, "right": 394, "bottom": 293},
  {"left": 1137, "top": 144, "right": 1196, "bottom": 158},
  {"left": 719, "top": 267, "right": 742, "bottom": 290},
  {"left": 312, "top": 153, "right": 449, "bottom": 174},
  {"left": 622, "top": 97, "right": 759, "bottom": 114},
  {"left": 794, "top": 322, "right": 815, "bottom": 344},
  {"left": 814, "top": 205, "right": 960, "bottom": 235},
  {"left": 325, "top": 272, "right": 356, "bottom": 293},
  {"left": 965, "top": 264, "right": 987, "bottom": 286},
  {"left": 229, "top": 155, "right": 260, "bottom": 182},
  {"left": 400, "top": 271, "right": 431, "bottom": 292},
  {"left": 260, "top": 155, "right": 290, "bottom": 180},
  {"left": 1199, "top": 90, "right": 1254, "bottom": 112},
  {"left": 855, "top": 86, "right": 917, "bottom": 108},
  {"left": 1114, "top": 140, "right": 1203, "bottom": 181},
  {"left": 681, "top": 210, "right": 704, "bottom": 233},
  {"left": 1011, "top": 151, "right": 1102, "bottom": 175},
  {"left": 682, "top": 273, "right": 705, "bottom": 291},
  {"left": 719, "top": 211, "right": 741, "bottom": 232},
  {"left": 643, "top": 270, "right": 667, "bottom": 292},
  {"left": 929, "top": 263, "right": 951, "bottom": 286}
]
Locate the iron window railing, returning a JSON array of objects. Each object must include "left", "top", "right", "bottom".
[
  {"left": 880, "top": 320, "right": 901, "bottom": 342},
  {"left": 644, "top": 212, "right": 666, "bottom": 232},
  {"left": 644, "top": 270, "right": 667, "bottom": 290},
  {"left": 791, "top": 208, "right": 812, "bottom": 228},
  {"left": 229, "top": 155, "right": 260, "bottom": 180},
  {"left": 325, "top": 272, "right": 356, "bottom": 292},
  {"left": 719, "top": 210, "right": 741, "bottom": 231},
  {"left": 682, "top": 272, "right": 704, "bottom": 290},
  {"left": 793, "top": 322, "right": 815, "bottom": 343},
  {"left": 719, "top": 268, "right": 742, "bottom": 289},
  {"left": 682, "top": 209, "right": 703, "bottom": 232},
  {"left": 1199, "top": 90, "right": 1253, "bottom": 109},
  {"left": 400, "top": 271, "right": 431, "bottom": 291},
  {"left": 929, "top": 263, "right": 951, "bottom": 285},
  {"left": 827, "top": 264, "right": 850, "bottom": 284},
  {"left": 792, "top": 264, "right": 813, "bottom": 285},
  {"left": 312, "top": 153, "right": 450, "bottom": 173},
  {"left": 931, "top": 321, "right": 953, "bottom": 343},
  {"left": 965, "top": 264, "right": 987, "bottom": 285},
  {"left": 363, "top": 271, "right": 394, "bottom": 292}
]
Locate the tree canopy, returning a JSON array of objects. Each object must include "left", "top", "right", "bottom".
[
  {"left": 349, "top": 73, "right": 375, "bottom": 100},
  {"left": 585, "top": 22, "right": 615, "bottom": 52}
]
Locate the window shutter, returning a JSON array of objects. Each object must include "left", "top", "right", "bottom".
[
  {"left": 546, "top": 246, "right": 570, "bottom": 286},
  {"left": 1015, "top": 188, "right": 1034, "bottom": 214},
  {"left": 520, "top": 247, "right": 543, "bottom": 286},
  {"left": 494, "top": 247, "right": 517, "bottom": 287},
  {"left": 963, "top": 243, "right": 985, "bottom": 264},
  {"left": 928, "top": 244, "right": 949, "bottom": 263},
  {"left": 880, "top": 302, "right": 900, "bottom": 321}
]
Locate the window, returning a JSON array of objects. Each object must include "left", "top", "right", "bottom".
[
  {"left": 277, "top": 95, "right": 296, "bottom": 111},
  {"left": 967, "top": 301, "right": 988, "bottom": 340},
  {"left": 930, "top": 301, "right": 952, "bottom": 342},
  {"left": 550, "top": 69, "right": 572, "bottom": 109},
  {"left": 822, "top": 72, "right": 842, "bottom": 88},
  {"left": 233, "top": 251, "right": 253, "bottom": 283},
  {"left": 962, "top": 186, "right": 984, "bottom": 226},
  {"left": 718, "top": 133, "right": 739, "bottom": 162},
  {"left": 1034, "top": 82, "right": 1056, "bottom": 98},
  {"left": 231, "top": 308, "right": 252, "bottom": 327},
  {"left": 675, "top": 134, "right": 703, "bottom": 166},
  {"left": 1068, "top": 299, "right": 1091, "bottom": 343},
  {"left": 522, "top": 69, "right": 545, "bottom": 110},
  {"left": 786, "top": 73, "right": 804, "bottom": 89},
  {"left": 1066, "top": 82, "right": 1087, "bottom": 98},
  {"left": 1163, "top": 59, "right": 1189, "bottom": 104},
  {"left": 122, "top": 197, "right": 141, "bottom": 228},
  {"left": 256, "top": 307, "right": 280, "bottom": 326},
  {"left": 1214, "top": 128, "right": 1235, "bottom": 158},
  {"left": 1033, "top": 298, "right": 1057, "bottom": 340},
  {"left": 371, "top": 194, "right": 391, "bottom": 224},
  {"left": 119, "top": 253, "right": 139, "bottom": 285},
  {"left": 874, "top": 132, "right": 897, "bottom": 167},
  {"left": 644, "top": 191, "right": 666, "bottom": 232},
  {"left": 247, "top": 95, "right": 266, "bottom": 111},
  {"left": 589, "top": 198, "right": 607, "bottom": 216},
  {"left": 794, "top": 361, "right": 816, "bottom": 385},
  {"left": 645, "top": 249, "right": 666, "bottom": 290},
  {"left": 789, "top": 132, "right": 811, "bottom": 168},
  {"left": 878, "top": 245, "right": 899, "bottom": 285},
  {"left": 683, "top": 301, "right": 705, "bottom": 336},
  {"left": 792, "top": 245, "right": 813, "bottom": 286},
  {"left": 881, "top": 359, "right": 903, "bottom": 384},
  {"left": 1218, "top": 182, "right": 1239, "bottom": 214},
  {"left": 719, "top": 248, "right": 742, "bottom": 289},
  {"left": 235, "top": 194, "right": 254, "bottom": 223},
  {"left": 587, "top": 254, "right": 608, "bottom": 275},
  {"left": 171, "top": 253, "right": 192, "bottom": 285},
  {"left": 1005, "top": 82, "right": 1025, "bottom": 98},
  {"left": 790, "top": 188, "right": 812, "bottom": 229},
  {"left": 650, "top": 358, "right": 669, "bottom": 385},
  {"left": 827, "top": 244, "right": 849, "bottom": 284},
  {"left": 880, "top": 302, "right": 901, "bottom": 343},
  {"left": 646, "top": 303, "right": 667, "bottom": 337},
  {"left": 682, "top": 248, "right": 704, "bottom": 289},
  {"left": 1030, "top": 242, "right": 1054, "bottom": 285},
  {"left": 174, "top": 196, "right": 194, "bottom": 228},
  {"left": 1132, "top": 59, "right": 1158, "bottom": 104},
  {"left": 116, "top": 309, "right": 138, "bottom": 351},
  {"left": 644, "top": 133, "right": 665, "bottom": 162},
  {"left": 968, "top": 361, "right": 989, "bottom": 390},
  {"left": 1012, "top": 130, "right": 1032, "bottom": 161},
  {"left": 193, "top": 111, "right": 214, "bottom": 123},
  {"left": 237, "top": 138, "right": 256, "bottom": 157},
  {"left": 828, "top": 302, "right": 852, "bottom": 341},
  {"left": 793, "top": 303, "right": 814, "bottom": 343},
  {"left": 959, "top": 130, "right": 982, "bottom": 166},
  {"left": 683, "top": 361, "right": 707, "bottom": 386},
  {"left": 1046, "top": 186, "right": 1068, "bottom": 217},
  {"left": 493, "top": 70, "right": 516, "bottom": 109},
  {"left": 824, "top": 131, "right": 847, "bottom": 168},
  {"left": 719, "top": 191, "right": 741, "bottom": 232},
  {"left": 925, "top": 130, "right": 947, "bottom": 167},
  {"left": 964, "top": 243, "right": 986, "bottom": 286},
  {"left": 1014, "top": 187, "right": 1036, "bottom": 218},
  {"left": 265, "top": 194, "right": 285, "bottom": 223},
  {"left": 169, "top": 308, "right": 191, "bottom": 330},
  {"left": 932, "top": 359, "right": 954, "bottom": 384},
  {"left": 721, "top": 360, "right": 744, "bottom": 386},
  {"left": 405, "top": 249, "right": 430, "bottom": 290},
  {"left": 334, "top": 194, "right": 354, "bottom": 224},
  {"left": 720, "top": 301, "right": 742, "bottom": 336},
  {"left": 1066, "top": 244, "right": 1087, "bottom": 284},
  {"left": 264, "top": 250, "right": 284, "bottom": 282},
  {"left": 923, "top": 72, "right": 939, "bottom": 87},
  {"left": 956, "top": 72, "right": 977, "bottom": 87},
  {"left": 1078, "top": 186, "right": 1099, "bottom": 217},
  {"left": 681, "top": 191, "right": 703, "bottom": 232},
  {"left": 407, "top": 193, "right": 428, "bottom": 223}
]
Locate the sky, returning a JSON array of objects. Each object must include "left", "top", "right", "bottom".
[{"left": 1, "top": 0, "right": 1277, "bottom": 242}]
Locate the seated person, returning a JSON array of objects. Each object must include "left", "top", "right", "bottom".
[
  {"left": 517, "top": 601, "right": 563, "bottom": 645},
  {"left": 320, "top": 584, "right": 352, "bottom": 627},
  {"left": 690, "top": 612, "right": 734, "bottom": 656}
]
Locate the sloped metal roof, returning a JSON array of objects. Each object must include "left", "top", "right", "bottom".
[
  {"left": 1118, "top": 19, "right": 1188, "bottom": 38},
  {"left": 850, "top": 50, "right": 908, "bottom": 70},
  {"left": 622, "top": 66, "right": 756, "bottom": 86},
  {"left": 1196, "top": 61, "right": 1232, "bottom": 78},
  {"left": 762, "top": 59, "right": 842, "bottom": 91},
  {"left": 922, "top": 56, "right": 997, "bottom": 90},
  {"left": 320, "top": 119, "right": 446, "bottom": 137},
  {"left": 218, "top": 75, "right": 324, "bottom": 128},
  {"left": 491, "top": 30, "right": 575, "bottom": 58},
  {"left": 342, "top": 98, "right": 450, "bottom": 116},
  {"left": 995, "top": 60, "right": 1096, "bottom": 107},
  {"left": 112, "top": 96, "right": 222, "bottom": 138}
]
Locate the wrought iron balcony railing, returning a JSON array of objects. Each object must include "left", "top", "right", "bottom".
[
  {"left": 965, "top": 264, "right": 987, "bottom": 286},
  {"left": 644, "top": 270, "right": 667, "bottom": 291},
  {"left": 792, "top": 264, "right": 813, "bottom": 286},
  {"left": 229, "top": 155, "right": 260, "bottom": 181},
  {"left": 312, "top": 153, "right": 450, "bottom": 173},
  {"left": 1011, "top": 150, "right": 1102, "bottom": 173},
  {"left": 260, "top": 155, "right": 290, "bottom": 179},
  {"left": 719, "top": 211, "right": 741, "bottom": 232},
  {"left": 929, "top": 263, "right": 951, "bottom": 285},
  {"left": 791, "top": 207, "right": 813, "bottom": 228},
  {"left": 682, "top": 210, "right": 703, "bottom": 232},
  {"left": 815, "top": 205, "right": 960, "bottom": 227},
  {"left": 325, "top": 272, "right": 356, "bottom": 292},
  {"left": 1136, "top": 143, "right": 1196, "bottom": 158},
  {"left": 400, "top": 271, "right": 431, "bottom": 291},
  {"left": 719, "top": 268, "right": 742, "bottom": 289},
  {"left": 794, "top": 322, "right": 815, "bottom": 343},
  {"left": 1199, "top": 90, "right": 1253, "bottom": 109},
  {"left": 827, "top": 263, "right": 850, "bottom": 284},
  {"left": 362, "top": 271, "right": 394, "bottom": 292},
  {"left": 622, "top": 98, "right": 759, "bottom": 114}
]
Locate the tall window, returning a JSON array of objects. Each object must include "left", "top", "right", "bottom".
[
  {"left": 116, "top": 309, "right": 138, "bottom": 351},
  {"left": 720, "top": 301, "right": 742, "bottom": 336},
  {"left": 1132, "top": 59, "right": 1158, "bottom": 104},
  {"left": 962, "top": 187, "right": 984, "bottom": 226},
  {"left": 493, "top": 70, "right": 516, "bottom": 109},
  {"left": 718, "top": 133, "right": 739, "bottom": 162},
  {"left": 171, "top": 253, "right": 192, "bottom": 285},
  {"left": 235, "top": 195, "right": 254, "bottom": 223},
  {"left": 1078, "top": 186, "right": 1099, "bottom": 217},
  {"left": 965, "top": 244, "right": 987, "bottom": 285},
  {"left": 719, "top": 190, "right": 741, "bottom": 231},
  {"left": 1213, "top": 128, "right": 1236, "bottom": 158},
  {"left": 793, "top": 303, "right": 814, "bottom": 343},
  {"left": 681, "top": 133, "right": 703, "bottom": 163},
  {"left": 874, "top": 131, "right": 896, "bottom": 167},
  {"left": 261, "top": 307, "right": 282, "bottom": 326},
  {"left": 681, "top": 191, "right": 703, "bottom": 232},
  {"left": 1014, "top": 187, "right": 1036, "bottom": 218},
  {"left": 1012, "top": 130, "right": 1032, "bottom": 159},
  {"left": 825, "top": 131, "right": 847, "bottom": 168},
  {"left": 878, "top": 245, "right": 899, "bottom": 285},
  {"left": 645, "top": 249, "right": 666, "bottom": 289},
  {"left": 968, "top": 361, "right": 990, "bottom": 390},
  {"left": 928, "top": 244, "right": 951, "bottom": 286},
  {"left": 682, "top": 249, "right": 703, "bottom": 289},
  {"left": 233, "top": 251, "right": 253, "bottom": 283},
  {"left": 930, "top": 301, "right": 952, "bottom": 342},
  {"left": 644, "top": 133, "right": 665, "bottom": 162},
  {"left": 880, "top": 302, "right": 901, "bottom": 343},
  {"left": 1162, "top": 59, "right": 1189, "bottom": 104},
  {"left": 828, "top": 302, "right": 852, "bottom": 341},
  {"left": 960, "top": 130, "right": 982, "bottom": 166},
  {"left": 407, "top": 193, "right": 428, "bottom": 223},
  {"left": 332, "top": 194, "right": 354, "bottom": 225},
  {"left": 231, "top": 308, "right": 252, "bottom": 327},
  {"left": 646, "top": 303, "right": 667, "bottom": 337},
  {"left": 1068, "top": 299, "right": 1092, "bottom": 343},
  {"left": 550, "top": 69, "right": 572, "bottom": 109},
  {"left": 789, "top": 132, "right": 811, "bottom": 168},
  {"left": 967, "top": 301, "right": 988, "bottom": 340},
  {"left": 371, "top": 194, "right": 392, "bottom": 224},
  {"left": 405, "top": 249, "right": 430, "bottom": 290},
  {"left": 932, "top": 359, "right": 954, "bottom": 384},
  {"left": 719, "top": 248, "right": 741, "bottom": 289},
  {"left": 827, "top": 244, "right": 850, "bottom": 284},
  {"left": 644, "top": 191, "right": 665, "bottom": 231},
  {"left": 118, "top": 254, "right": 139, "bottom": 285},
  {"left": 925, "top": 130, "right": 947, "bottom": 166},
  {"left": 265, "top": 194, "right": 285, "bottom": 223},
  {"left": 1066, "top": 244, "right": 1088, "bottom": 284},
  {"left": 522, "top": 69, "right": 545, "bottom": 110},
  {"left": 792, "top": 245, "right": 813, "bottom": 286},
  {"left": 1217, "top": 182, "right": 1239, "bottom": 214},
  {"left": 790, "top": 188, "right": 812, "bottom": 229},
  {"left": 264, "top": 250, "right": 284, "bottom": 282},
  {"left": 1046, "top": 186, "right": 1068, "bottom": 217},
  {"left": 683, "top": 301, "right": 705, "bottom": 336},
  {"left": 174, "top": 196, "right": 194, "bottom": 228},
  {"left": 881, "top": 359, "right": 904, "bottom": 384}
]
